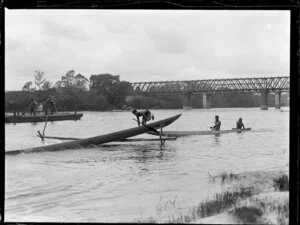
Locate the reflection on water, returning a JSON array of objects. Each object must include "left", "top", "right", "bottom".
[
  {"left": 5, "top": 108, "right": 289, "bottom": 222},
  {"left": 213, "top": 134, "right": 221, "bottom": 146}
]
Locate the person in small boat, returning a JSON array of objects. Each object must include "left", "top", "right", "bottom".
[
  {"left": 30, "top": 99, "right": 37, "bottom": 116},
  {"left": 45, "top": 97, "right": 58, "bottom": 115},
  {"left": 236, "top": 118, "right": 245, "bottom": 129},
  {"left": 210, "top": 115, "right": 221, "bottom": 131},
  {"left": 49, "top": 98, "right": 57, "bottom": 115},
  {"left": 132, "top": 109, "right": 154, "bottom": 126}
]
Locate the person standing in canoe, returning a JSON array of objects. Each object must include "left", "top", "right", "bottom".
[
  {"left": 210, "top": 115, "right": 221, "bottom": 131},
  {"left": 44, "top": 97, "right": 58, "bottom": 115},
  {"left": 132, "top": 109, "right": 155, "bottom": 126},
  {"left": 236, "top": 118, "right": 245, "bottom": 129},
  {"left": 30, "top": 99, "right": 37, "bottom": 116},
  {"left": 48, "top": 97, "right": 57, "bottom": 115}
]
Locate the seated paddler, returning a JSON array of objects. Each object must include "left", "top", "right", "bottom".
[
  {"left": 236, "top": 118, "right": 245, "bottom": 129},
  {"left": 132, "top": 109, "right": 155, "bottom": 126},
  {"left": 210, "top": 115, "right": 221, "bottom": 131}
]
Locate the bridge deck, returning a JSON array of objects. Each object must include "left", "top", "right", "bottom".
[{"left": 131, "top": 76, "right": 289, "bottom": 95}]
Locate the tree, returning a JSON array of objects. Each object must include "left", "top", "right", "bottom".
[
  {"left": 89, "top": 74, "right": 120, "bottom": 90},
  {"left": 34, "top": 70, "right": 46, "bottom": 90},
  {"left": 62, "top": 70, "right": 76, "bottom": 87},
  {"left": 55, "top": 80, "right": 64, "bottom": 88},
  {"left": 55, "top": 70, "right": 88, "bottom": 90},
  {"left": 42, "top": 81, "right": 52, "bottom": 90},
  {"left": 89, "top": 74, "right": 133, "bottom": 106},
  {"left": 22, "top": 81, "right": 33, "bottom": 91},
  {"left": 75, "top": 73, "right": 89, "bottom": 90}
]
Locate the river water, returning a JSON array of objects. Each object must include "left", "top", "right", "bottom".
[{"left": 5, "top": 108, "right": 289, "bottom": 222}]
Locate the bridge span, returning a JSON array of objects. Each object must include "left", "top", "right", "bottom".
[{"left": 131, "top": 76, "right": 290, "bottom": 110}]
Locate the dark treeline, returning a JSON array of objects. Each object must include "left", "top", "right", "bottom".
[
  {"left": 5, "top": 90, "right": 289, "bottom": 112},
  {"left": 5, "top": 71, "right": 289, "bottom": 112}
]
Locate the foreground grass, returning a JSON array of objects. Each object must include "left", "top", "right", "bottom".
[
  {"left": 134, "top": 171, "right": 289, "bottom": 224},
  {"left": 231, "top": 206, "right": 263, "bottom": 223},
  {"left": 273, "top": 174, "right": 289, "bottom": 191},
  {"left": 134, "top": 187, "right": 257, "bottom": 223},
  {"left": 229, "top": 192, "right": 289, "bottom": 224}
]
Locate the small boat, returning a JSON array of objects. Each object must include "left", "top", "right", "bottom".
[
  {"left": 112, "top": 105, "right": 134, "bottom": 112},
  {"left": 280, "top": 109, "right": 289, "bottom": 112},
  {"left": 6, "top": 114, "right": 181, "bottom": 155},
  {"left": 149, "top": 128, "right": 251, "bottom": 137},
  {"left": 5, "top": 112, "right": 83, "bottom": 124}
]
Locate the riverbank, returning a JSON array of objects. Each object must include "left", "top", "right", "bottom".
[{"left": 135, "top": 169, "right": 289, "bottom": 224}]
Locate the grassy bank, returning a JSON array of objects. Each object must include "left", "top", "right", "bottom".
[{"left": 134, "top": 170, "right": 289, "bottom": 224}]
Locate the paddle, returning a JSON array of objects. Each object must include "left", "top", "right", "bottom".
[
  {"left": 133, "top": 118, "right": 160, "bottom": 134},
  {"left": 37, "top": 104, "right": 53, "bottom": 142},
  {"left": 132, "top": 118, "right": 167, "bottom": 147}
]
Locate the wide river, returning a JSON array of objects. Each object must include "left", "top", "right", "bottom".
[{"left": 5, "top": 108, "right": 289, "bottom": 222}]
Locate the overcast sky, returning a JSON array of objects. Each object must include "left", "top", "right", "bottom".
[{"left": 5, "top": 9, "right": 290, "bottom": 91}]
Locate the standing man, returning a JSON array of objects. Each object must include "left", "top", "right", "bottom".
[
  {"left": 132, "top": 109, "right": 155, "bottom": 126},
  {"left": 210, "top": 115, "right": 221, "bottom": 131},
  {"left": 30, "top": 99, "right": 37, "bottom": 116},
  {"left": 48, "top": 97, "right": 57, "bottom": 115},
  {"left": 44, "top": 97, "right": 58, "bottom": 115}
]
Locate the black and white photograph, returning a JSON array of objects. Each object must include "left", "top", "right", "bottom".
[{"left": 4, "top": 7, "right": 291, "bottom": 224}]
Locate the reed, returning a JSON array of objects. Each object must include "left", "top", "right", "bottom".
[{"left": 208, "top": 171, "right": 240, "bottom": 184}]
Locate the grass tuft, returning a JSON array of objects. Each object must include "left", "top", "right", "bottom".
[
  {"left": 273, "top": 175, "right": 289, "bottom": 191},
  {"left": 196, "top": 186, "right": 255, "bottom": 218},
  {"left": 208, "top": 172, "right": 240, "bottom": 184},
  {"left": 231, "top": 206, "right": 263, "bottom": 223},
  {"left": 230, "top": 192, "right": 289, "bottom": 225}
]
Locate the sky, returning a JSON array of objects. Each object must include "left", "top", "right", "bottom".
[{"left": 5, "top": 9, "right": 290, "bottom": 91}]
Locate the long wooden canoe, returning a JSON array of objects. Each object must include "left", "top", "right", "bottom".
[
  {"left": 5, "top": 112, "right": 83, "bottom": 123},
  {"left": 149, "top": 128, "right": 251, "bottom": 137},
  {"left": 6, "top": 114, "right": 181, "bottom": 155}
]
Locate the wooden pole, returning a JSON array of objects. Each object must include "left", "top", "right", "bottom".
[
  {"left": 119, "top": 137, "right": 176, "bottom": 142},
  {"left": 38, "top": 135, "right": 80, "bottom": 141},
  {"left": 42, "top": 108, "right": 50, "bottom": 137},
  {"left": 39, "top": 135, "right": 177, "bottom": 142},
  {"left": 37, "top": 101, "right": 52, "bottom": 142}
]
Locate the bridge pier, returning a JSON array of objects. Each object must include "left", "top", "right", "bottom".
[
  {"left": 182, "top": 93, "right": 192, "bottom": 110},
  {"left": 203, "top": 93, "right": 211, "bottom": 109},
  {"left": 260, "top": 90, "right": 269, "bottom": 110},
  {"left": 275, "top": 91, "right": 281, "bottom": 109}
]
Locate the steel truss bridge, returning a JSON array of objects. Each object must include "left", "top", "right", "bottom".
[{"left": 131, "top": 76, "right": 290, "bottom": 95}]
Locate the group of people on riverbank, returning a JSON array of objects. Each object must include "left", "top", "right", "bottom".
[{"left": 132, "top": 109, "right": 246, "bottom": 130}]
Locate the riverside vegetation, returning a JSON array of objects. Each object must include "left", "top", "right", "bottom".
[
  {"left": 134, "top": 170, "right": 289, "bottom": 224},
  {"left": 6, "top": 71, "right": 289, "bottom": 112}
]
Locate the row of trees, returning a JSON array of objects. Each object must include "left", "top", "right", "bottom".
[
  {"left": 9, "top": 71, "right": 134, "bottom": 112},
  {"left": 6, "top": 70, "right": 289, "bottom": 112},
  {"left": 22, "top": 71, "right": 51, "bottom": 91},
  {"left": 22, "top": 70, "right": 89, "bottom": 91}
]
